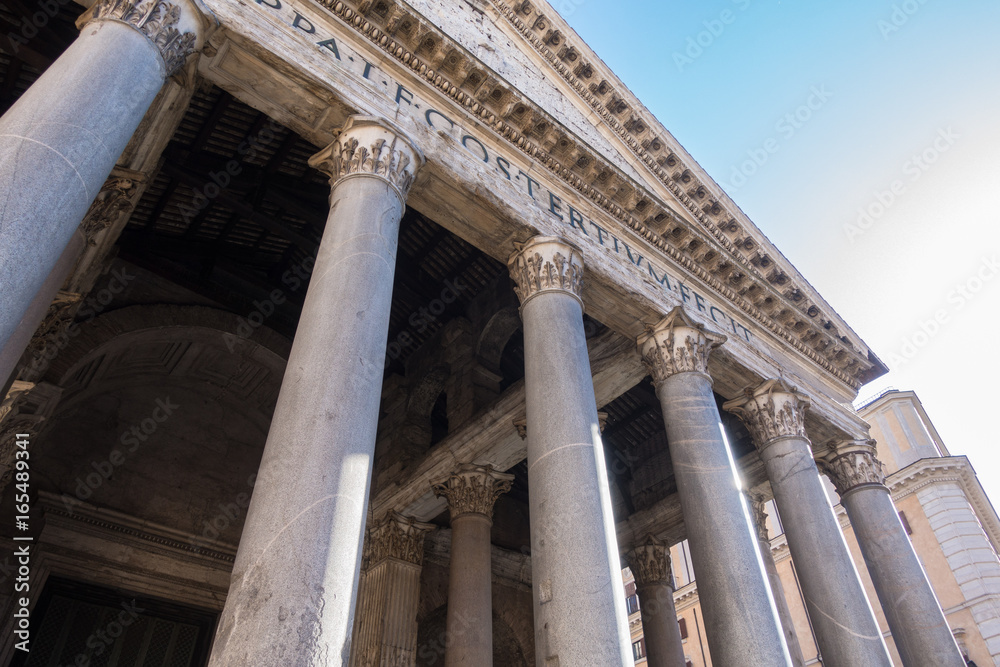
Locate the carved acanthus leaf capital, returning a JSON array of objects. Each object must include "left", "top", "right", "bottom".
[
  {"left": 747, "top": 491, "right": 771, "bottom": 544},
  {"left": 637, "top": 306, "right": 726, "bottom": 383},
  {"left": 309, "top": 115, "right": 424, "bottom": 204},
  {"left": 724, "top": 378, "right": 810, "bottom": 448},
  {"left": 432, "top": 463, "right": 514, "bottom": 520},
  {"left": 89, "top": 0, "right": 211, "bottom": 75},
  {"left": 623, "top": 534, "right": 673, "bottom": 588},
  {"left": 366, "top": 511, "right": 435, "bottom": 567},
  {"left": 507, "top": 236, "right": 585, "bottom": 307},
  {"left": 19, "top": 291, "right": 83, "bottom": 382},
  {"left": 81, "top": 169, "right": 145, "bottom": 246},
  {"left": 820, "top": 439, "right": 887, "bottom": 496}
]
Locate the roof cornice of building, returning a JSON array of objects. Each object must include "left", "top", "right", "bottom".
[{"left": 312, "top": 0, "right": 885, "bottom": 391}]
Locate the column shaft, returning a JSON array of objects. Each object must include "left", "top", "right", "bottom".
[
  {"left": 0, "top": 2, "right": 204, "bottom": 353},
  {"left": 726, "top": 382, "right": 891, "bottom": 666},
  {"left": 655, "top": 372, "right": 790, "bottom": 666},
  {"left": 446, "top": 514, "right": 493, "bottom": 667},
  {"left": 826, "top": 443, "right": 965, "bottom": 667},
  {"left": 511, "top": 237, "right": 632, "bottom": 666},
  {"left": 636, "top": 581, "right": 686, "bottom": 667},
  {"left": 761, "top": 437, "right": 891, "bottom": 665},
  {"left": 208, "top": 118, "right": 422, "bottom": 666}
]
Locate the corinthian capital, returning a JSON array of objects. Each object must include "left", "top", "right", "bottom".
[
  {"left": 637, "top": 306, "right": 726, "bottom": 383},
  {"left": 623, "top": 534, "right": 674, "bottom": 588},
  {"left": 432, "top": 463, "right": 514, "bottom": 521},
  {"left": 724, "top": 379, "right": 810, "bottom": 448},
  {"left": 747, "top": 491, "right": 771, "bottom": 544},
  {"left": 309, "top": 115, "right": 424, "bottom": 204},
  {"left": 507, "top": 236, "right": 585, "bottom": 308},
  {"left": 820, "top": 439, "right": 887, "bottom": 496},
  {"left": 366, "top": 511, "right": 435, "bottom": 567},
  {"left": 89, "top": 0, "right": 214, "bottom": 75}
]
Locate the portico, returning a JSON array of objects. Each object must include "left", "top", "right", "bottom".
[{"left": 0, "top": 0, "right": 968, "bottom": 665}]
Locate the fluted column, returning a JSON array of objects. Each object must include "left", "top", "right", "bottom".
[
  {"left": 623, "top": 535, "right": 686, "bottom": 667},
  {"left": 725, "top": 380, "right": 892, "bottom": 666},
  {"left": 432, "top": 464, "right": 514, "bottom": 667},
  {"left": 748, "top": 493, "right": 806, "bottom": 667},
  {"left": 508, "top": 236, "right": 632, "bottom": 666},
  {"left": 638, "top": 307, "right": 790, "bottom": 667},
  {"left": 350, "top": 512, "right": 435, "bottom": 667},
  {"left": 208, "top": 116, "right": 424, "bottom": 667},
  {"left": 821, "top": 440, "right": 965, "bottom": 667},
  {"left": 0, "top": 0, "right": 212, "bottom": 358}
]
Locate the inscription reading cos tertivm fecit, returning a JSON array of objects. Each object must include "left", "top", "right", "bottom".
[{"left": 251, "top": 0, "right": 753, "bottom": 342}]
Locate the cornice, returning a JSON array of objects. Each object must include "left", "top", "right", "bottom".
[{"left": 313, "top": 0, "right": 878, "bottom": 389}]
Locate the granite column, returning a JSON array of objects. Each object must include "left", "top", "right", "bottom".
[
  {"left": 508, "top": 236, "right": 632, "bottom": 666},
  {"left": 207, "top": 116, "right": 424, "bottom": 666},
  {"left": 822, "top": 440, "right": 965, "bottom": 667},
  {"left": 624, "top": 535, "right": 687, "bottom": 667},
  {"left": 638, "top": 307, "right": 790, "bottom": 667},
  {"left": 432, "top": 464, "right": 514, "bottom": 667},
  {"left": 748, "top": 492, "right": 807, "bottom": 667},
  {"left": 725, "top": 380, "right": 892, "bottom": 667},
  {"left": 0, "top": 0, "right": 210, "bottom": 354}
]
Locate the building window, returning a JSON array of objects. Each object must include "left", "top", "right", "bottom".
[
  {"left": 632, "top": 638, "right": 646, "bottom": 660},
  {"left": 899, "top": 511, "right": 913, "bottom": 535},
  {"left": 678, "top": 617, "right": 688, "bottom": 640},
  {"left": 626, "top": 594, "right": 641, "bottom": 615}
]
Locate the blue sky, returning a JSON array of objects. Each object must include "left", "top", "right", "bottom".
[{"left": 561, "top": 1, "right": 1000, "bottom": 501}]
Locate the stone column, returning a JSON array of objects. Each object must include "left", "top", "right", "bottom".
[
  {"left": 638, "top": 307, "right": 790, "bottom": 667},
  {"left": 207, "top": 116, "right": 424, "bottom": 666},
  {"left": 821, "top": 440, "right": 966, "bottom": 667},
  {"left": 725, "top": 380, "right": 892, "bottom": 667},
  {"left": 432, "top": 463, "right": 514, "bottom": 667},
  {"left": 350, "top": 511, "right": 435, "bottom": 667},
  {"left": 508, "top": 236, "right": 633, "bottom": 666},
  {"left": 623, "top": 535, "right": 686, "bottom": 667},
  {"left": 748, "top": 493, "right": 807, "bottom": 667},
  {"left": 0, "top": 0, "right": 211, "bottom": 355}
]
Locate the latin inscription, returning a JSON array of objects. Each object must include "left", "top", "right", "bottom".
[{"left": 251, "top": 0, "right": 752, "bottom": 341}]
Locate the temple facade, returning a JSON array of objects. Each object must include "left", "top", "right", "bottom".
[{"left": 0, "top": 0, "right": 976, "bottom": 665}]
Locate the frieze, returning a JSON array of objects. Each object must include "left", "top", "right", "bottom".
[
  {"left": 724, "top": 378, "right": 810, "bottom": 447},
  {"left": 431, "top": 463, "right": 513, "bottom": 520}
]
